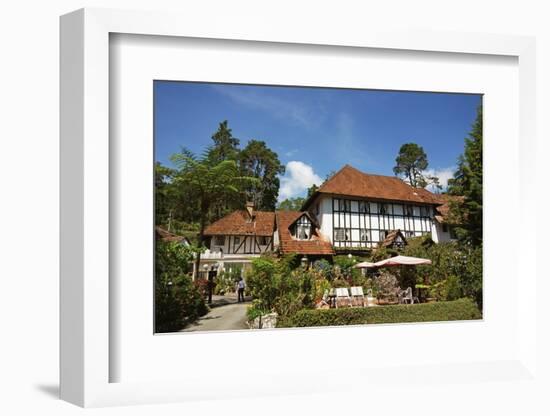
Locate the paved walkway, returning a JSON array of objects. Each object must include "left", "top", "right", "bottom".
[{"left": 181, "top": 297, "right": 250, "bottom": 332}]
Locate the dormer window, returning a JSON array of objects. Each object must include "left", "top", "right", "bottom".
[{"left": 293, "top": 215, "right": 312, "bottom": 240}]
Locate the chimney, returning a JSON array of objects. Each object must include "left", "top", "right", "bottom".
[{"left": 245, "top": 201, "right": 255, "bottom": 220}]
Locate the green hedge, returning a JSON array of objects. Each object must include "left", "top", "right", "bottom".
[{"left": 277, "top": 298, "right": 481, "bottom": 328}]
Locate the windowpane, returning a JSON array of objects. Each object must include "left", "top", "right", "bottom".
[
  {"left": 360, "top": 229, "right": 370, "bottom": 241},
  {"left": 359, "top": 201, "right": 370, "bottom": 213},
  {"left": 334, "top": 228, "right": 349, "bottom": 241}
]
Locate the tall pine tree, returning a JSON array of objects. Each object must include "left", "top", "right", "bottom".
[{"left": 448, "top": 105, "right": 483, "bottom": 246}]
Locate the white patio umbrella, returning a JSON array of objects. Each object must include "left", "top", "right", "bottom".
[
  {"left": 354, "top": 261, "right": 377, "bottom": 269},
  {"left": 373, "top": 255, "right": 432, "bottom": 267}
]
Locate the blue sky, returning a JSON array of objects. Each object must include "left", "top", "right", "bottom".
[{"left": 154, "top": 81, "right": 481, "bottom": 201}]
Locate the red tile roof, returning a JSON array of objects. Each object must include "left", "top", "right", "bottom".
[
  {"left": 275, "top": 211, "right": 335, "bottom": 256},
  {"left": 304, "top": 165, "right": 442, "bottom": 208},
  {"left": 203, "top": 210, "right": 275, "bottom": 236},
  {"left": 155, "top": 226, "right": 190, "bottom": 244}
]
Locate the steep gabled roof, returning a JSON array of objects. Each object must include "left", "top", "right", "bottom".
[
  {"left": 378, "top": 229, "right": 407, "bottom": 249},
  {"left": 203, "top": 210, "right": 275, "bottom": 236},
  {"left": 155, "top": 226, "right": 191, "bottom": 245},
  {"left": 275, "top": 211, "right": 335, "bottom": 256},
  {"left": 303, "top": 165, "right": 442, "bottom": 208}
]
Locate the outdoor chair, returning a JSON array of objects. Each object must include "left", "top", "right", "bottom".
[
  {"left": 335, "top": 287, "right": 353, "bottom": 308},
  {"left": 399, "top": 287, "right": 418, "bottom": 304},
  {"left": 316, "top": 289, "right": 331, "bottom": 309},
  {"left": 350, "top": 286, "right": 366, "bottom": 307}
]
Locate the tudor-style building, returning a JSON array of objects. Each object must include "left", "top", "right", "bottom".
[
  {"left": 302, "top": 165, "right": 453, "bottom": 249},
  {"left": 195, "top": 164, "right": 457, "bottom": 278}
]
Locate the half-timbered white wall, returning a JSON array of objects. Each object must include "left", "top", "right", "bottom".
[
  {"left": 311, "top": 195, "right": 436, "bottom": 248},
  {"left": 209, "top": 234, "right": 273, "bottom": 255}
]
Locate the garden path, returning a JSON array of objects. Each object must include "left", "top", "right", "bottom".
[{"left": 181, "top": 299, "right": 250, "bottom": 332}]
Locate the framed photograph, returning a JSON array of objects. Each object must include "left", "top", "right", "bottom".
[{"left": 60, "top": 8, "right": 537, "bottom": 408}]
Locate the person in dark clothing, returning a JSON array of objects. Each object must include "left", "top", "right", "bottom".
[{"left": 236, "top": 277, "right": 245, "bottom": 302}]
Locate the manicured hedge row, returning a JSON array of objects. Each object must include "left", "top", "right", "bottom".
[{"left": 277, "top": 298, "right": 481, "bottom": 328}]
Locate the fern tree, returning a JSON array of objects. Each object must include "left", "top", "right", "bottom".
[{"left": 170, "top": 150, "right": 259, "bottom": 278}]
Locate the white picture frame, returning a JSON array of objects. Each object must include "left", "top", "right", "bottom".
[{"left": 60, "top": 8, "right": 538, "bottom": 408}]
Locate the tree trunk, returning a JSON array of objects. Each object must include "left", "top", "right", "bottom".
[{"left": 193, "top": 203, "right": 208, "bottom": 280}]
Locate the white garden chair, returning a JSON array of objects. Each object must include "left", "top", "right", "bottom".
[
  {"left": 350, "top": 286, "right": 366, "bottom": 307},
  {"left": 400, "top": 287, "right": 417, "bottom": 304},
  {"left": 335, "top": 287, "right": 353, "bottom": 308}
]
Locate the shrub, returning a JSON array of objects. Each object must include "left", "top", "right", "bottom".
[
  {"left": 214, "top": 268, "right": 241, "bottom": 295},
  {"left": 277, "top": 298, "right": 482, "bottom": 328},
  {"left": 312, "top": 259, "right": 334, "bottom": 280},
  {"left": 155, "top": 241, "right": 208, "bottom": 332},
  {"left": 444, "top": 275, "right": 462, "bottom": 301},
  {"left": 246, "top": 256, "right": 326, "bottom": 319}
]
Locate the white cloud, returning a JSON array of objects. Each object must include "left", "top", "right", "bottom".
[
  {"left": 423, "top": 167, "right": 456, "bottom": 192},
  {"left": 279, "top": 161, "right": 322, "bottom": 201}
]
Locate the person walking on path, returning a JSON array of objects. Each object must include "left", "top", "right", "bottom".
[{"left": 236, "top": 277, "right": 246, "bottom": 303}]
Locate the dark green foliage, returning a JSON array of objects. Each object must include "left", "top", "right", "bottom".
[
  {"left": 207, "top": 120, "right": 240, "bottom": 163},
  {"left": 306, "top": 184, "right": 319, "bottom": 199},
  {"left": 447, "top": 104, "right": 483, "bottom": 246},
  {"left": 400, "top": 239, "right": 482, "bottom": 308},
  {"left": 245, "top": 255, "right": 318, "bottom": 319},
  {"left": 155, "top": 241, "right": 208, "bottom": 332},
  {"left": 239, "top": 140, "right": 285, "bottom": 211},
  {"left": 277, "top": 298, "right": 482, "bottom": 328}
]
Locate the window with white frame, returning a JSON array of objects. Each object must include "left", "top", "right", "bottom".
[{"left": 233, "top": 236, "right": 241, "bottom": 246}]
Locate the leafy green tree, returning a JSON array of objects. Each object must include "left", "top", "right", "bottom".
[
  {"left": 448, "top": 105, "right": 483, "bottom": 246},
  {"left": 239, "top": 140, "right": 285, "bottom": 210},
  {"left": 207, "top": 120, "right": 240, "bottom": 163},
  {"left": 155, "top": 162, "right": 175, "bottom": 228},
  {"left": 155, "top": 241, "right": 207, "bottom": 332},
  {"left": 393, "top": 143, "right": 434, "bottom": 188},
  {"left": 277, "top": 197, "right": 305, "bottom": 211},
  {"left": 170, "top": 151, "right": 259, "bottom": 278},
  {"left": 306, "top": 184, "right": 319, "bottom": 199}
]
